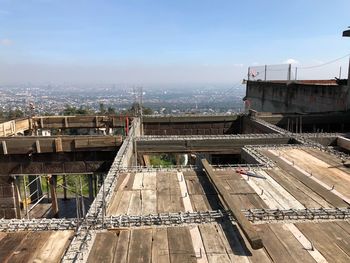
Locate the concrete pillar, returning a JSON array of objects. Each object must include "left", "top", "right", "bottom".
[{"left": 0, "top": 176, "right": 21, "bottom": 219}]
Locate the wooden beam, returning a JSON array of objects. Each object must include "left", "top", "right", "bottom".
[
  {"left": 55, "top": 138, "right": 63, "bottom": 152},
  {"left": 35, "top": 140, "right": 41, "bottom": 153},
  {"left": 0, "top": 161, "right": 112, "bottom": 175},
  {"left": 30, "top": 115, "right": 126, "bottom": 129},
  {"left": 2, "top": 141, "right": 7, "bottom": 155},
  {"left": 0, "top": 135, "right": 122, "bottom": 155},
  {"left": 201, "top": 159, "right": 263, "bottom": 250}
]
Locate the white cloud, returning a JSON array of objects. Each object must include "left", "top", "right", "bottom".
[
  {"left": 0, "top": 39, "right": 13, "bottom": 46},
  {"left": 283, "top": 58, "right": 299, "bottom": 64}
]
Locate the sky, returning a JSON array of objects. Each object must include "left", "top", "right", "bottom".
[{"left": 0, "top": 0, "right": 349, "bottom": 85}]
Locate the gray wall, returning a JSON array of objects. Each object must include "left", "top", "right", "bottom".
[{"left": 245, "top": 81, "right": 350, "bottom": 113}]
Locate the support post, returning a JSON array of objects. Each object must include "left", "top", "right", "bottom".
[
  {"left": 348, "top": 56, "right": 350, "bottom": 89},
  {"left": 49, "top": 175, "right": 59, "bottom": 218},
  {"left": 88, "top": 175, "right": 94, "bottom": 200},
  {"left": 63, "top": 175, "right": 67, "bottom": 200},
  {"left": 287, "top": 64, "right": 292, "bottom": 81}
]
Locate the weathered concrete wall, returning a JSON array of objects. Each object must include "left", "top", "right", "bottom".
[
  {"left": 143, "top": 115, "right": 239, "bottom": 135},
  {"left": 245, "top": 81, "right": 350, "bottom": 113},
  {"left": 0, "top": 176, "right": 20, "bottom": 219},
  {"left": 241, "top": 117, "right": 279, "bottom": 134}
]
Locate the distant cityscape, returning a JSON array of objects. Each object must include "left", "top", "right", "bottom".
[{"left": 0, "top": 83, "right": 246, "bottom": 117}]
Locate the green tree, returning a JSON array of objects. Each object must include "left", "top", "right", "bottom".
[{"left": 62, "top": 105, "right": 92, "bottom": 116}]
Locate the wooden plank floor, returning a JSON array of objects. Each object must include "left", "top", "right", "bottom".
[
  {"left": 262, "top": 149, "right": 348, "bottom": 207},
  {"left": 275, "top": 148, "right": 350, "bottom": 201},
  {"left": 102, "top": 167, "right": 350, "bottom": 263},
  {"left": 264, "top": 168, "right": 332, "bottom": 208},
  {"left": 107, "top": 171, "right": 185, "bottom": 215},
  {"left": 296, "top": 222, "right": 350, "bottom": 263},
  {"left": 0, "top": 231, "right": 72, "bottom": 263}
]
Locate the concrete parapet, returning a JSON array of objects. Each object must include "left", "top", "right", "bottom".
[{"left": 245, "top": 80, "right": 350, "bottom": 113}]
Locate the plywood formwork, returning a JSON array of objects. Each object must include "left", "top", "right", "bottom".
[{"left": 0, "top": 231, "right": 73, "bottom": 262}]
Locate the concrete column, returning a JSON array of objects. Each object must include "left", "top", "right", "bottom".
[{"left": 0, "top": 176, "right": 21, "bottom": 219}]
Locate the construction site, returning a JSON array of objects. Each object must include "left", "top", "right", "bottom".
[{"left": 0, "top": 93, "right": 350, "bottom": 262}]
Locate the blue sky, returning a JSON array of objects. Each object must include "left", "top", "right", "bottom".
[{"left": 0, "top": 0, "right": 349, "bottom": 84}]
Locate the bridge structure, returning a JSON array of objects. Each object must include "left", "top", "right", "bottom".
[{"left": 0, "top": 113, "right": 350, "bottom": 262}]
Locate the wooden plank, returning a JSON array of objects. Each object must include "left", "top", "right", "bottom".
[
  {"left": 0, "top": 232, "right": 7, "bottom": 242},
  {"left": 185, "top": 177, "right": 205, "bottom": 195},
  {"left": 152, "top": 228, "right": 170, "bottom": 263},
  {"left": 33, "top": 231, "right": 73, "bottom": 263},
  {"left": 266, "top": 169, "right": 331, "bottom": 208},
  {"left": 2, "top": 141, "right": 8, "bottom": 154},
  {"left": 199, "top": 224, "right": 231, "bottom": 263},
  {"left": 269, "top": 224, "right": 316, "bottom": 263},
  {"left": 142, "top": 190, "right": 157, "bottom": 214},
  {"left": 87, "top": 232, "right": 119, "bottom": 263},
  {"left": 219, "top": 220, "right": 268, "bottom": 263},
  {"left": 55, "top": 138, "right": 63, "bottom": 152},
  {"left": 201, "top": 159, "right": 263, "bottom": 250},
  {"left": 6, "top": 232, "right": 52, "bottom": 263},
  {"left": 114, "top": 230, "right": 130, "bottom": 263},
  {"left": 315, "top": 222, "right": 350, "bottom": 257},
  {"left": 124, "top": 173, "right": 135, "bottom": 191},
  {"left": 177, "top": 172, "right": 193, "bottom": 212},
  {"left": 132, "top": 173, "right": 144, "bottom": 190},
  {"left": 285, "top": 223, "right": 327, "bottom": 263},
  {"left": 169, "top": 172, "right": 181, "bottom": 196},
  {"left": 277, "top": 148, "right": 350, "bottom": 201},
  {"left": 116, "top": 191, "right": 132, "bottom": 214},
  {"left": 156, "top": 172, "right": 184, "bottom": 212},
  {"left": 114, "top": 173, "right": 130, "bottom": 191},
  {"left": 107, "top": 174, "right": 130, "bottom": 215},
  {"left": 226, "top": 179, "right": 256, "bottom": 194},
  {"left": 0, "top": 232, "right": 28, "bottom": 261},
  {"left": 246, "top": 193, "right": 269, "bottom": 209},
  {"left": 263, "top": 150, "right": 348, "bottom": 207},
  {"left": 127, "top": 190, "right": 142, "bottom": 215},
  {"left": 128, "top": 229, "right": 152, "bottom": 263},
  {"left": 336, "top": 221, "right": 350, "bottom": 235},
  {"left": 167, "top": 227, "right": 196, "bottom": 263},
  {"left": 35, "top": 139, "right": 41, "bottom": 153},
  {"left": 258, "top": 225, "right": 297, "bottom": 263},
  {"left": 296, "top": 222, "right": 350, "bottom": 262},
  {"left": 143, "top": 172, "right": 156, "bottom": 190},
  {"left": 190, "top": 194, "right": 210, "bottom": 211}
]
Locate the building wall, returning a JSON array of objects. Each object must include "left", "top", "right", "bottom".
[{"left": 245, "top": 81, "right": 350, "bottom": 113}]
